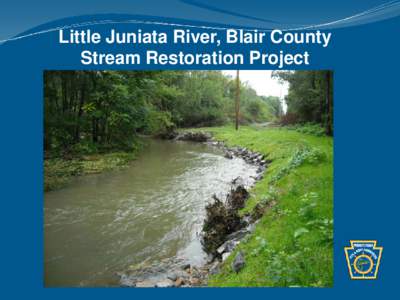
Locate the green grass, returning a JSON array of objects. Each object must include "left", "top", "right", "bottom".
[
  {"left": 44, "top": 151, "right": 137, "bottom": 192},
  {"left": 196, "top": 125, "right": 333, "bottom": 287}
]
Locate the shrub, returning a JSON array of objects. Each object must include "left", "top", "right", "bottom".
[
  {"left": 144, "top": 110, "right": 175, "bottom": 135},
  {"left": 287, "top": 123, "right": 326, "bottom": 136},
  {"left": 271, "top": 146, "right": 326, "bottom": 182}
]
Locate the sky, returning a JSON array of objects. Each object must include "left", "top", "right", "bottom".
[{"left": 222, "top": 70, "right": 288, "bottom": 111}]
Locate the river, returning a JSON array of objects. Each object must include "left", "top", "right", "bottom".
[{"left": 44, "top": 139, "right": 258, "bottom": 287}]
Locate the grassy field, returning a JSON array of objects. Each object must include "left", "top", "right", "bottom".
[{"left": 198, "top": 125, "right": 333, "bottom": 287}]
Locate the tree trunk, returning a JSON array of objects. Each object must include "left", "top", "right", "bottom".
[
  {"left": 92, "top": 118, "right": 98, "bottom": 143},
  {"left": 62, "top": 75, "right": 68, "bottom": 114},
  {"left": 75, "top": 86, "right": 85, "bottom": 143},
  {"left": 325, "top": 71, "right": 333, "bottom": 136}
]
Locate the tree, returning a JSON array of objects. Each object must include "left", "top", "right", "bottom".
[
  {"left": 44, "top": 70, "right": 275, "bottom": 156},
  {"left": 272, "top": 70, "right": 333, "bottom": 135},
  {"left": 262, "top": 96, "right": 283, "bottom": 119}
]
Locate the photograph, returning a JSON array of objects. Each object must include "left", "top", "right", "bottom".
[{"left": 44, "top": 70, "right": 333, "bottom": 287}]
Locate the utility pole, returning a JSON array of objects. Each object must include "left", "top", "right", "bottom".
[{"left": 235, "top": 70, "right": 240, "bottom": 130}]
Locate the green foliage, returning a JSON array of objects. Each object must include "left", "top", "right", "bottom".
[
  {"left": 238, "top": 84, "right": 273, "bottom": 123},
  {"left": 70, "top": 141, "right": 99, "bottom": 155},
  {"left": 44, "top": 151, "right": 138, "bottom": 191},
  {"left": 143, "top": 110, "right": 174, "bottom": 135},
  {"left": 293, "top": 227, "right": 309, "bottom": 239},
  {"left": 271, "top": 145, "right": 326, "bottom": 182},
  {"left": 272, "top": 70, "right": 333, "bottom": 135},
  {"left": 261, "top": 96, "right": 283, "bottom": 119},
  {"left": 44, "top": 158, "right": 83, "bottom": 191},
  {"left": 287, "top": 123, "right": 326, "bottom": 136},
  {"left": 44, "top": 70, "right": 275, "bottom": 157}
]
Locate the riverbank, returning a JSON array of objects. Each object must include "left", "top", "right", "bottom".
[
  {"left": 45, "top": 138, "right": 259, "bottom": 286},
  {"left": 194, "top": 125, "right": 333, "bottom": 287},
  {"left": 44, "top": 151, "right": 138, "bottom": 191},
  {"left": 44, "top": 125, "right": 333, "bottom": 287}
]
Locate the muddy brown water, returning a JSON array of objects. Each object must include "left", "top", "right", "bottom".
[{"left": 44, "top": 139, "right": 258, "bottom": 287}]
